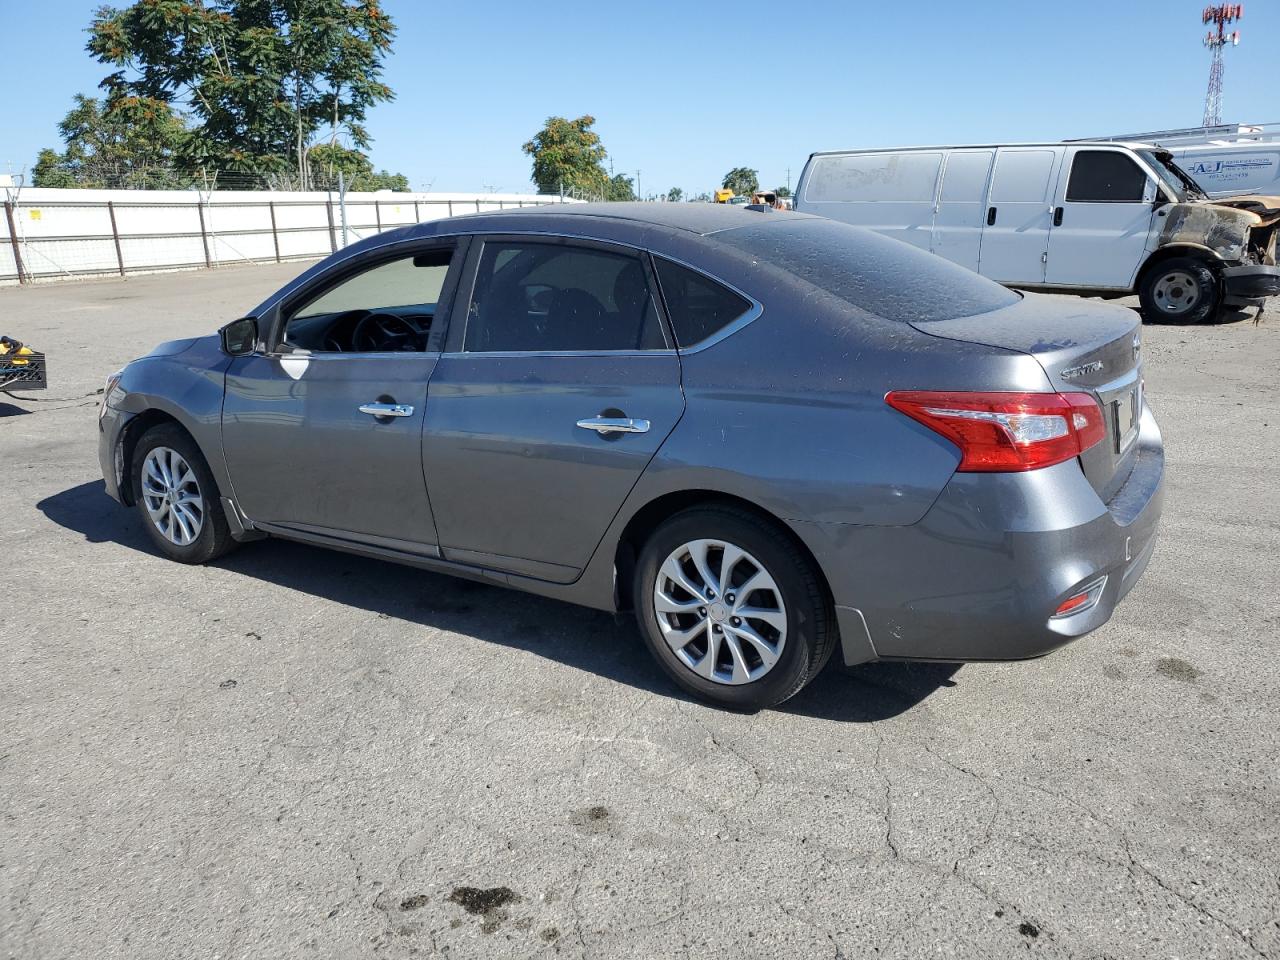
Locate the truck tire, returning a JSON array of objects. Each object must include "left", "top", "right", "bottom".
[{"left": 1138, "top": 257, "right": 1221, "bottom": 325}]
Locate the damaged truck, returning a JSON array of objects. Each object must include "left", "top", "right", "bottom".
[{"left": 793, "top": 141, "right": 1280, "bottom": 324}]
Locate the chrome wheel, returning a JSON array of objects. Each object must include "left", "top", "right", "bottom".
[
  {"left": 1152, "top": 270, "right": 1201, "bottom": 316},
  {"left": 653, "top": 538, "right": 787, "bottom": 685},
  {"left": 141, "top": 446, "right": 204, "bottom": 546}
]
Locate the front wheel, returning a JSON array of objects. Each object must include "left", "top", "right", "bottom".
[
  {"left": 1139, "top": 257, "right": 1221, "bottom": 325},
  {"left": 132, "top": 423, "right": 238, "bottom": 564},
  {"left": 633, "top": 506, "right": 836, "bottom": 710}
]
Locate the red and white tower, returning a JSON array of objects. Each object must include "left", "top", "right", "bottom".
[{"left": 1202, "top": 4, "right": 1243, "bottom": 127}]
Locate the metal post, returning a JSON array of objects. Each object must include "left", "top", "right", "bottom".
[
  {"left": 107, "top": 201, "right": 125, "bottom": 277},
  {"left": 374, "top": 198, "right": 382, "bottom": 233},
  {"left": 325, "top": 197, "right": 337, "bottom": 252},
  {"left": 268, "top": 201, "right": 281, "bottom": 263},
  {"left": 196, "top": 199, "right": 212, "bottom": 268},
  {"left": 447, "top": 200, "right": 453, "bottom": 218},
  {"left": 475, "top": 199, "right": 481, "bottom": 213},
  {"left": 4, "top": 201, "right": 27, "bottom": 284},
  {"left": 337, "top": 171, "right": 349, "bottom": 249},
  {"left": 414, "top": 200, "right": 421, "bottom": 223}
]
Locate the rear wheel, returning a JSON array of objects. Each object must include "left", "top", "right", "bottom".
[
  {"left": 634, "top": 506, "right": 836, "bottom": 710},
  {"left": 1139, "top": 256, "right": 1221, "bottom": 325},
  {"left": 132, "top": 424, "right": 237, "bottom": 564}
]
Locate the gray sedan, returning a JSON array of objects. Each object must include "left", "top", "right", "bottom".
[{"left": 97, "top": 203, "right": 1164, "bottom": 709}]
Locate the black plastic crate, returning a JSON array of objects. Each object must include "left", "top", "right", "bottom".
[{"left": 0, "top": 350, "right": 47, "bottom": 392}]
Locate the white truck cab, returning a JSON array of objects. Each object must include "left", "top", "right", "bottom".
[{"left": 794, "top": 142, "right": 1280, "bottom": 323}]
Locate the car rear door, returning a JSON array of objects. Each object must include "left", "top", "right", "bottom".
[
  {"left": 1045, "top": 147, "right": 1157, "bottom": 289},
  {"left": 221, "top": 239, "right": 465, "bottom": 554},
  {"left": 978, "top": 147, "right": 1061, "bottom": 284},
  {"left": 422, "top": 236, "right": 685, "bottom": 583}
]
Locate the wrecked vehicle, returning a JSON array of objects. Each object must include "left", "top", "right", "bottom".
[
  {"left": 0, "top": 337, "right": 46, "bottom": 394},
  {"left": 794, "top": 141, "right": 1280, "bottom": 323}
]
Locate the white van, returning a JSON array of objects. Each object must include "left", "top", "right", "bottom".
[{"left": 793, "top": 142, "right": 1279, "bottom": 323}]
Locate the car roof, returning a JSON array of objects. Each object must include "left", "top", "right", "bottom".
[
  {"left": 405, "top": 201, "right": 818, "bottom": 239},
  {"left": 806, "top": 141, "right": 1156, "bottom": 157}
]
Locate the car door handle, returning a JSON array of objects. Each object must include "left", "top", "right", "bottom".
[
  {"left": 576, "top": 417, "right": 651, "bottom": 435},
  {"left": 358, "top": 402, "right": 414, "bottom": 418},
  {"left": 1053, "top": 206, "right": 1064, "bottom": 226},
  {"left": 986, "top": 206, "right": 997, "bottom": 226}
]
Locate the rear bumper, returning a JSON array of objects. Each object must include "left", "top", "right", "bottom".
[
  {"left": 792, "top": 405, "right": 1165, "bottom": 665},
  {"left": 1223, "top": 264, "right": 1280, "bottom": 304}
]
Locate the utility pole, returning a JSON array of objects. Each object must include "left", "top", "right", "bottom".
[
  {"left": 1201, "top": 4, "right": 1242, "bottom": 127},
  {"left": 636, "top": 169, "right": 641, "bottom": 202}
]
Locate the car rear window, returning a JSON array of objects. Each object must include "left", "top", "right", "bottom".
[
  {"left": 653, "top": 258, "right": 752, "bottom": 347},
  {"left": 716, "top": 218, "right": 1019, "bottom": 323}
]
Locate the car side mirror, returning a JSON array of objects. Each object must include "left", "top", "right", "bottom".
[{"left": 220, "top": 317, "right": 258, "bottom": 356}]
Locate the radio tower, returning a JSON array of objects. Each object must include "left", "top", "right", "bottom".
[{"left": 1201, "top": 4, "right": 1242, "bottom": 127}]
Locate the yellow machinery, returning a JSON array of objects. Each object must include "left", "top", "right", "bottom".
[{"left": 0, "top": 337, "right": 46, "bottom": 393}]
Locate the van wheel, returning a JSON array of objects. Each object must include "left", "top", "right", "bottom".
[
  {"left": 131, "top": 424, "right": 238, "bottom": 564},
  {"left": 633, "top": 506, "right": 836, "bottom": 711},
  {"left": 1139, "top": 257, "right": 1221, "bottom": 324}
]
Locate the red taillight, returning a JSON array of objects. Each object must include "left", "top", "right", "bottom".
[{"left": 885, "top": 391, "right": 1105, "bottom": 472}]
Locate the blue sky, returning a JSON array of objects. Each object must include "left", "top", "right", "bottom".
[{"left": 1, "top": 0, "right": 1276, "bottom": 195}]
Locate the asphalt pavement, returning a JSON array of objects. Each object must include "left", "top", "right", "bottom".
[{"left": 2, "top": 262, "right": 1278, "bottom": 960}]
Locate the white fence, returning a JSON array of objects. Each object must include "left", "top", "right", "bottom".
[{"left": 0, "top": 188, "right": 570, "bottom": 285}]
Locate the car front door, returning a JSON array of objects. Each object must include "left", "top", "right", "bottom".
[
  {"left": 978, "top": 148, "right": 1060, "bottom": 285},
  {"left": 1045, "top": 147, "right": 1157, "bottom": 289},
  {"left": 221, "top": 239, "right": 465, "bottom": 554},
  {"left": 422, "top": 236, "right": 685, "bottom": 583}
]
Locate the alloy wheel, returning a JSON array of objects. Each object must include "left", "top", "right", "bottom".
[
  {"left": 141, "top": 446, "right": 205, "bottom": 546},
  {"left": 652, "top": 538, "right": 788, "bottom": 685}
]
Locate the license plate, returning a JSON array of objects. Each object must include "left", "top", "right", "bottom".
[{"left": 1113, "top": 387, "right": 1139, "bottom": 453}]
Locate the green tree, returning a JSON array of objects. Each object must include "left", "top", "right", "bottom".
[
  {"left": 32, "top": 93, "right": 186, "bottom": 188},
  {"left": 775, "top": 185, "right": 792, "bottom": 199},
  {"left": 605, "top": 174, "right": 636, "bottom": 202},
  {"left": 722, "top": 166, "right": 759, "bottom": 196},
  {"left": 308, "top": 142, "right": 409, "bottom": 191},
  {"left": 87, "top": 0, "right": 396, "bottom": 185},
  {"left": 666, "top": 186, "right": 684, "bottom": 203},
  {"left": 522, "top": 115, "right": 608, "bottom": 196}
]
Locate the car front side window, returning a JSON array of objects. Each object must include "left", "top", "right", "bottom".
[
  {"left": 281, "top": 247, "right": 456, "bottom": 353},
  {"left": 463, "top": 241, "right": 667, "bottom": 353}
]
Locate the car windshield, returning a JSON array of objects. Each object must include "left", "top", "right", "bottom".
[
  {"left": 716, "top": 218, "right": 1019, "bottom": 323},
  {"left": 1138, "top": 149, "right": 1207, "bottom": 202}
]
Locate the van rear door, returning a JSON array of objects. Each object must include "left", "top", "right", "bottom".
[
  {"left": 1045, "top": 147, "right": 1156, "bottom": 290},
  {"left": 978, "top": 148, "right": 1059, "bottom": 285},
  {"left": 930, "top": 150, "right": 994, "bottom": 272}
]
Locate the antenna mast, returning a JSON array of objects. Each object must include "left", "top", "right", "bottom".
[{"left": 1201, "top": 4, "right": 1242, "bottom": 127}]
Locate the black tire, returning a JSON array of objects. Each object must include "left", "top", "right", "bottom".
[
  {"left": 1138, "top": 256, "right": 1221, "bottom": 325},
  {"left": 634, "top": 505, "right": 836, "bottom": 710},
  {"left": 131, "top": 423, "right": 237, "bottom": 564}
]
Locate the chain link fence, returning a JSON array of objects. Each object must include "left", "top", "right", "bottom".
[{"left": 1, "top": 187, "right": 570, "bottom": 285}]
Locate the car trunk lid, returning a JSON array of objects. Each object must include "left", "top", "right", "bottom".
[{"left": 909, "top": 292, "right": 1144, "bottom": 500}]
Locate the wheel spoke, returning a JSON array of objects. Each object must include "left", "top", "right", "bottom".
[
  {"left": 655, "top": 592, "right": 703, "bottom": 615},
  {"left": 688, "top": 540, "right": 721, "bottom": 596},
  {"left": 718, "top": 542, "right": 745, "bottom": 595},
  {"left": 661, "top": 619, "right": 707, "bottom": 654},
  {"left": 728, "top": 621, "right": 780, "bottom": 670},
  {"left": 695, "top": 629, "right": 723, "bottom": 679},
  {"left": 722, "top": 633, "right": 751, "bottom": 683},
  {"left": 660, "top": 556, "right": 706, "bottom": 602},
  {"left": 736, "top": 606, "right": 786, "bottom": 632}
]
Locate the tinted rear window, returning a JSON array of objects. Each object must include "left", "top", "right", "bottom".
[
  {"left": 716, "top": 218, "right": 1018, "bottom": 323},
  {"left": 653, "top": 258, "right": 752, "bottom": 346}
]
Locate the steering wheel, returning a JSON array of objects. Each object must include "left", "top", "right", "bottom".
[{"left": 347, "top": 309, "right": 426, "bottom": 352}]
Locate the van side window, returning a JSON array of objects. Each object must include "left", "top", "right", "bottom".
[
  {"left": 653, "top": 258, "right": 751, "bottom": 347},
  {"left": 803, "top": 152, "right": 942, "bottom": 203},
  {"left": 1067, "top": 151, "right": 1148, "bottom": 203}
]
